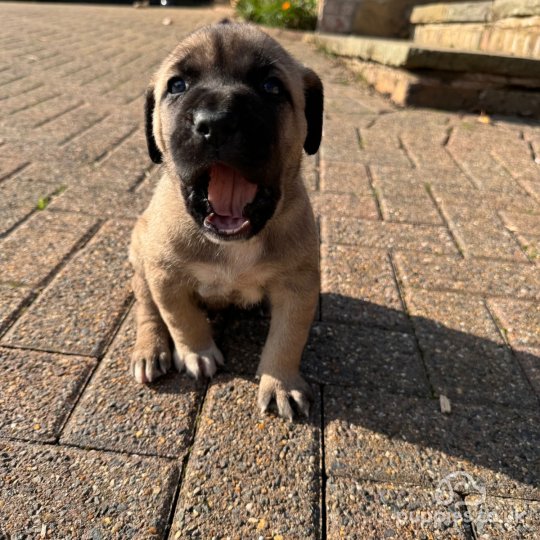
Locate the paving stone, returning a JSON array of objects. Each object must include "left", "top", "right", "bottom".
[
  {"left": 394, "top": 252, "right": 540, "bottom": 300},
  {"left": 219, "top": 317, "right": 269, "bottom": 376},
  {"left": 61, "top": 116, "right": 138, "bottom": 164},
  {"left": 324, "top": 385, "right": 540, "bottom": 499},
  {"left": 304, "top": 322, "right": 429, "bottom": 394},
  {"left": 0, "top": 440, "right": 179, "bottom": 538},
  {"left": 8, "top": 94, "right": 83, "bottom": 129},
  {"left": 1, "top": 85, "right": 61, "bottom": 116},
  {"left": 370, "top": 163, "right": 472, "bottom": 193},
  {"left": 0, "top": 173, "right": 62, "bottom": 235},
  {"left": 491, "top": 138, "right": 540, "bottom": 183},
  {"left": 488, "top": 298, "right": 540, "bottom": 347},
  {"left": 522, "top": 180, "right": 540, "bottom": 204},
  {"left": 321, "top": 244, "right": 410, "bottom": 330},
  {"left": 309, "top": 191, "right": 378, "bottom": 219},
  {"left": 404, "top": 289, "right": 536, "bottom": 407},
  {"left": 3, "top": 220, "right": 133, "bottom": 356},
  {"left": 370, "top": 164, "right": 456, "bottom": 193},
  {"left": 400, "top": 138, "right": 464, "bottom": 174},
  {"left": 0, "top": 76, "right": 43, "bottom": 102},
  {"left": 326, "top": 478, "right": 468, "bottom": 539},
  {"left": 379, "top": 192, "right": 444, "bottom": 225},
  {"left": 405, "top": 290, "right": 503, "bottom": 343},
  {"left": 0, "top": 284, "right": 32, "bottom": 336},
  {"left": 0, "top": 347, "right": 95, "bottom": 442},
  {"left": 513, "top": 346, "right": 540, "bottom": 396},
  {"left": 0, "top": 210, "right": 98, "bottom": 288},
  {"left": 323, "top": 82, "right": 393, "bottom": 114},
  {"left": 359, "top": 133, "right": 418, "bottom": 169},
  {"left": 439, "top": 204, "right": 527, "bottom": 261},
  {"left": 466, "top": 494, "right": 540, "bottom": 539},
  {"left": 321, "top": 122, "right": 362, "bottom": 163},
  {"left": 358, "top": 128, "right": 401, "bottom": 151},
  {"left": 358, "top": 149, "right": 413, "bottom": 168},
  {"left": 371, "top": 109, "right": 452, "bottom": 131},
  {"left": 500, "top": 211, "right": 540, "bottom": 236},
  {"left": 516, "top": 233, "right": 540, "bottom": 262},
  {"left": 324, "top": 94, "right": 374, "bottom": 115},
  {"left": 170, "top": 376, "right": 321, "bottom": 539},
  {"left": 399, "top": 122, "right": 451, "bottom": 146},
  {"left": 0, "top": 154, "right": 29, "bottom": 181},
  {"left": 48, "top": 184, "right": 153, "bottom": 219},
  {"left": 301, "top": 155, "right": 319, "bottom": 191},
  {"left": 38, "top": 107, "right": 110, "bottom": 146},
  {"left": 90, "top": 128, "right": 154, "bottom": 186},
  {"left": 321, "top": 217, "right": 458, "bottom": 254},
  {"left": 448, "top": 126, "right": 527, "bottom": 193},
  {"left": 61, "top": 310, "right": 203, "bottom": 458},
  {"left": 430, "top": 185, "right": 540, "bottom": 215},
  {"left": 319, "top": 160, "right": 373, "bottom": 195}
]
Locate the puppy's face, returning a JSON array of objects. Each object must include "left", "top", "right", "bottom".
[{"left": 145, "top": 22, "right": 323, "bottom": 242}]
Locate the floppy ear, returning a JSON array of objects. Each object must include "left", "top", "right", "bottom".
[
  {"left": 303, "top": 68, "right": 324, "bottom": 155},
  {"left": 144, "top": 86, "right": 163, "bottom": 164}
]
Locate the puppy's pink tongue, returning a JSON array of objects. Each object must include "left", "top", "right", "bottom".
[{"left": 208, "top": 164, "right": 257, "bottom": 218}]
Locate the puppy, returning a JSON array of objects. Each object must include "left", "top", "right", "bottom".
[{"left": 129, "top": 21, "right": 323, "bottom": 420}]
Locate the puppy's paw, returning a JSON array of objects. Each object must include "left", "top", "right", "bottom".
[
  {"left": 172, "top": 341, "right": 224, "bottom": 381},
  {"left": 131, "top": 342, "right": 171, "bottom": 384},
  {"left": 257, "top": 373, "right": 313, "bottom": 421}
]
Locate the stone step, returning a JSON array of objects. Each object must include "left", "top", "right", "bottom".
[
  {"left": 410, "top": 1, "right": 493, "bottom": 24},
  {"left": 412, "top": 17, "right": 540, "bottom": 59},
  {"left": 411, "top": 1, "right": 540, "bottom": 59},
  {"left": 312, "top": 34, "right": 540, "bottom": 78},
  {"left": 340, "top": 57, "right": 540, "bottom": 117},
  {"left": 411, "top": 0, "right": 540, "bottom": 23}
]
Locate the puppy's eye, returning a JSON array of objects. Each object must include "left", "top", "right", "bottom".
[
  {"left": 168, "top": 77, "right": 187, "bottom": 94},
  {"left": 262, "top": 77, "right": 282, "bottom": 95}
]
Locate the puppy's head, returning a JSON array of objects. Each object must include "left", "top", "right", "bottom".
[{"left": 145, "top": 22, "right": 323, "bottom": 242}]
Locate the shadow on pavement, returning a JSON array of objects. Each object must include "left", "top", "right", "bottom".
[{"left": 216, "top": 293, "right": 540, "bottom": 499}]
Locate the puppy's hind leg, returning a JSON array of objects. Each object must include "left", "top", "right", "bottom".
[{"left": 131, "top": 272, "right": 172, "bottom": 384}]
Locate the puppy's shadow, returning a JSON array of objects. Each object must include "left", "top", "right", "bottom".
[{"left": 212, "top": 293, "right": 540, "bottom": 498}]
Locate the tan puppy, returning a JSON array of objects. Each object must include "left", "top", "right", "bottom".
[{"left": 129, "top": 21, "right": 323, "bottom": 419}]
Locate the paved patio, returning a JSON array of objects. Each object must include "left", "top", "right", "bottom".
[{"left": 0, "top": 2, "right": 539, "bottom": 538}]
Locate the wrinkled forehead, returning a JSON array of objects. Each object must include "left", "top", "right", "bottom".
[{"left": 161, "top": 24, "right": 300, "bottom": 85}]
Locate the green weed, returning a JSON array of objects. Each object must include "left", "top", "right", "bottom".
[{"left": 236, "top": 0, "right": 317, "bottom": 31}]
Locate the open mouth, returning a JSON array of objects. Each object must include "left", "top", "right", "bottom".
[{"left": 203, "top": 163, "right": 258, "bottom": 239}]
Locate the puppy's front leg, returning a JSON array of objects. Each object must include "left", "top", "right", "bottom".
[
  {"left": 149, "top": 272, "right": 223, "bottom": 380},
  {"left": 257, "top": 280, "right": 318, "bottom": 420}
]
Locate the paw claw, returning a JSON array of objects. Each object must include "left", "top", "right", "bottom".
[
  {"left": 277, "top": 394, "right": 294, "bottom": 421},
  {"left": 258, "top": 391, "right": 273, "bottom": 414},
  {"left": 158, "top": 351, "right": 171, "bottom": 374},
  {"left": 173, "top": 341, "right": 223, "bottom": 381},
  {"left": 257, "top": 373, "right": 312, "bottom": 421},
  {"left": 172, "top": 348, "right": 185, "bottom": 373},
  {"left": 133, "top": 360, "right": 147, "bottom": 384},
  {"left": 131, "top": 343, "right": 171, "bottom": 384}
]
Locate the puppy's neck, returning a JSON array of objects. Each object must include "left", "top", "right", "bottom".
[{"left": 216, "top": 236, "right": 263, "bottom": 265}]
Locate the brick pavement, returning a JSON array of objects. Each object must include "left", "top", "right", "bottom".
[{"left": 0, "top": 2, "right": 539, "bottom": 538}]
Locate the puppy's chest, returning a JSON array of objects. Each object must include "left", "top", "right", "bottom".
[{"left": 189, "top": 247, "right": 270, "bottom": 306}]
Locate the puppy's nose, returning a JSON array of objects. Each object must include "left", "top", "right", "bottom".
[{"left": 193, "top": 110, "right": 237, "bottom": 146}]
